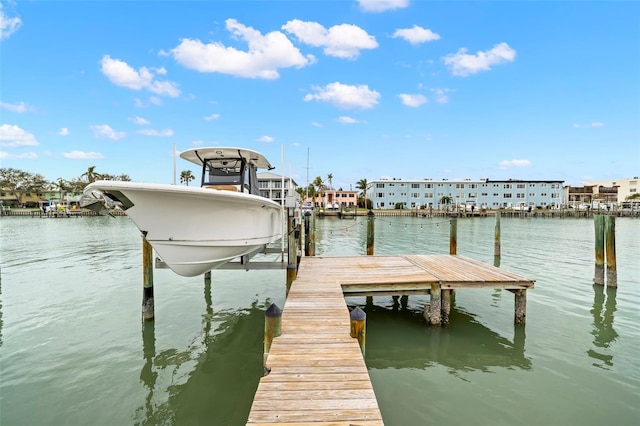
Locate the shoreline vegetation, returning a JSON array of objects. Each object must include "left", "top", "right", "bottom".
[{"left": 2, "top": 206, "right": 638, "bottom": 218}]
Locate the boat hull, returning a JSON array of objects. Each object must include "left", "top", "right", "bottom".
[{"left": 85, "top": 181, "right": 283, "bottom": 276}]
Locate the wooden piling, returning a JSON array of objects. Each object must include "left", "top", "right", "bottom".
[
  {"left": 604, "top": 215, "right": 617, "bottom": 287},
  {"left": 142, "top": 233, "right": 154, "bottom": 321},
  {"left": 366, "top": 211, "right": 375, "bottom": 255},
  {"left": 304, "top": 213, "right": 310, "bottom": 256},
  {"left": 594, "top": 215, "right": 605, "bottom": 285},
  {"left": 349, "top": 306, "right": 366, "bottom": 356},
  {"left": 514, "top": 289, "right": 526, "bottom": 325},
  {"left": 494, "top": 211, "right": 501, "bottom": 266},
  {"left": 425, "top": 283, "right": 442, "bottom": 326},
  {"left": 449, "top": 217, "right": 457, "bottom": 255},
  {"left": 441, "top": 289, "right": 451, "bottom": 325},
  {"left": 310, "top": 209, "right": 316, "bottom": 256},
  {"left": 263, "top": 303, "right": 282, "bottom": 369},
  {"left": 287, "top": 210, "right": 297, "bottom": 293}
]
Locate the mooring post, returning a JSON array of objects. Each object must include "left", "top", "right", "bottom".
[
  {"left": 424, "top": 284, "right": 442, "bottom": 326},
  {"left": 142, "top": 233, "right": 154, "bottom": 321},
  {"left": 604, "top": 215, "right": 617, "bottom": 287},
  {"left": 366, "top": 210, "right": 375, "bottom": 255},
  {"left": 304, "top": 212, "right": 310, "bottom": 256},
  {"left": 449, "top": 217, "right": 457, "bottom": 255},
  {"left": 287, "top": 211, "right": 297, "bottom": 293},
  {"left": 494, "top": 211, "right": 501, "bottom": 267},
  {"left": 264, "top": 303, "right": 282, "bottom": 370},
  {"left": 593, "top": 215, "right": 605, "bottom": 285},
  {"left": 441, "top": 288, "right": 451, "bottom": 325},
  {"left": 350, "top": 306, "right": 366, "bottom": 356},
  {"left": 400, "top": 295, "right": 409, "bottom": 310},
  {"left": 514, "top": 289, "right": 526, "bottom": 325},
  {"left": 310, "top": 209, "right": 316, "bottom": 256}
]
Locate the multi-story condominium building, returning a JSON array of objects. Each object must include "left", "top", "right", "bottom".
[
  {"left": 257, "top": 172, "right": 298, "bottom": 205},
  {"left": 367, "top": 178, "right": 564, "bottom": 210},
  {"left": 582, "top": 177, "right": 639, "bottom": 203}
]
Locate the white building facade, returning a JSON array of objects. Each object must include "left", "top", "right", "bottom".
[
  {"left": 257, "top": 172, "right": 298, "bottom": 205},
  {"left": 368, "top": 178, "right": 564, "bottom": 210}
]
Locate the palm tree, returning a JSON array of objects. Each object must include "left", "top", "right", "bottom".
[
  {"left": 81, "top": 166, "right": 102, "bottom": 183},
  {"left": 327, "top": 173, "right": 333, "bottom": 189},
  {"left": 180, "top": 170, "right": 195, "bottom": 186},
  {"left": 355, "top": 178, "right": 368, "bottom": 208},
  {"left": 439, "top": 195, "right": 453, "bottom": 211},
  {"left": 55, "top": 178, "right": 69, "bottom": 204}
]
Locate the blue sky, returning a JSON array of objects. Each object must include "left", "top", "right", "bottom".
[{"left": 1, "top": 0, "right": 638, "bottom": 190}]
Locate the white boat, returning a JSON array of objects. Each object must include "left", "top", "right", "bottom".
[{"left": 84, "top": 147, "right": 284, "bottom": 277}]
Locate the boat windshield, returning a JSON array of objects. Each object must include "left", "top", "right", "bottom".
[{"left": 203, "top": 158, "right": 243, "bottom": 186}]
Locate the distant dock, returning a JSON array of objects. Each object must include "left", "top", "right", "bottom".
[{"left": 247, "top": 254, "right": 534, "bottom": 424}]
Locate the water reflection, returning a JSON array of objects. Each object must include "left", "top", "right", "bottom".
[
  {"left": 134, "top": 280, "right": 265, "bottom": 425},
  {"left": 588, "top": 285, "right": 618, "bottom": 369},
  {"left": 360, "top": 302, "right": 531, "bottom": 373}
]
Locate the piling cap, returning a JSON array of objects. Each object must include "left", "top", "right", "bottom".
[
  {"left": 265, "top": 303, "right": 282, "bottom": 318},
  {"left": 350, "top": 306, "right": 366, "bottom": 320}
]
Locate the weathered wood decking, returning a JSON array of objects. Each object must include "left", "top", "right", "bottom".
[{"left": 247, "top": 254, "right": 534, "bottom": 425}]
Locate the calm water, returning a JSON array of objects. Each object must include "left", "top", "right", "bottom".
[{"left": 1, "top": 214, "right": 638, "bottom": 425}]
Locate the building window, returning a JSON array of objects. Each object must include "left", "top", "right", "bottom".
[
  {"left": 424, "top": 193, "right": 433, "bottom": 198},
  {"left": 541, "top": 183, "right": 548, "bottom": 188},
  {"left": 482, "top": 193, "right": 488, "bottom": 197},
  {"left": 412, "top": 193, "right": 420, "bottom": 198},
  {"left": 541, "top": 193, "right": 547, "bottom": 197},
  {"left": 504, "top": 184, "right": 512, "bottom": 189},
  {"left": 400, "top": 192, "right": 407, "bottom": 197},
  {"left": 552, "top": 193, "right": 560, "bottom": 198},
  {"left": 504, "top": 193, "right": 512, "bottom": 198},
  {"left": 425, "top": 183, "right": 433, "bottom": 189},
  {"left": 529, "top": 183, "right": 536, "bottom": 188},
  {"left": 456, "top": 183, "right": 465, "bottom": 189},
  {"left": 517, "top": 193, "right": 525, "bottom": 198},
  {"left": 389, "top": 192, "right": 395, "bottom": 197},
  {"left": 551, "top": 183, "right": 560, "bottom": 189},
  {"left": 517, "top": 183, "right": 525, "bottom": 189},
  {"left": 376, "top": 193, "right": 385, "bottom": 198},
  {"left": 376, "top": 183, "right": 385, "bottom": 188},
  {"left": 468, "top": 193, "right": 477, "bottom": 198},
  {"left": 411, "top": 183, "right": 420, "bottom": 189}
]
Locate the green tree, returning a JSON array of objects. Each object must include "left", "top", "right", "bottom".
[
  {"left": 356, "top": 178, "right": 368, "bottom": 208},
  {"left": 327, "top": 173, "right": 333, "bottom": 189},
  {"left": 439, "top": 196, "right": 453, "bottom": 211},
  {"left": 180, "top": 170, "right": 195, "bottom": 186},
  {"left": 81, "top": 166, "right": 102, "bottom": 183},
  {"left": 0, "top": 167, "right": 48, "bottom": 207},
  {"left": 626, "top": 193, "right": 640, "bottom": 200},
  {"left": 54, "top": 178, "right": 70, "bottom": 204}
]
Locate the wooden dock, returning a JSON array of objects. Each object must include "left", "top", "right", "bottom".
[{"left": 247, "top": 254, "right": 534, "bottom": 425}]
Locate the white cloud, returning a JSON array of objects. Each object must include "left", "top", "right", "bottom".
[
  {"left": 498, "top": 159, "right": 532, "bottom": 169},
  {"left": 337, "top": 116, "right": 359, "bottom": 124},
  {"left": 130, "top": 116, "right": 150, "bottom": 126},
  {"left": 430, "top": 88, "right": 452, "bottom": 104},
  {"left": 134, "top": 98, "right": 145, "bottom": 108},
  {"left": 257, "top": 135, "right": 275, "bottom": 142},
  {"left": 304, "top": 82, "right": 380, "bottom": 109},
  {"left": 149, "top": 96, "right": 162, "bottom": 106},
  {"left": 63, "top": 151, "right": 104, "bottom": 160},
  {"left": 138, "top": 128, "right": 174, "bottom": 137},
  {"left": 444, "top": 42, "right": 516, "bottom": 76},
  {"left": 0, "top": 124, "right": 39, "bottom": 147},
  {"left": 0, "top": 151, "right": 37, "bottom": 159},
  {"left": 57, "top": 128, "right": 69, "bottom": 136},
  {"left": 311, "top": 121, "right": 323, "bottom": 128},
  {"left": 392, "top": 25, "right": 440, "bottom": 45},
  {"left": 204, "top": 113, "right": 220, "bottom": 121},
  {"left": 0, "top": 4, "right": 22, "bottom": 40},
  {"left": 100, "top": 55, "right": 180, "bottom": 97},
  {"left": 0, "top": 101, "right": 31, "bottom": 113},
  {"left": 357, "top": 0, "right": 409, "bottom": 13},
  {"left": 282, "top": 20, "right": 378, "bottom": 59},
  {"left": 90, "top": 124, "right": 126, "bottom": 140},
  {"left": 171, "top": 18, "right": 315, "bottom": 79},
  {"left": 573, "top": 122, "right": 604, "bottom": 128},
  {"left": 398, "top": 93, "right": 427, "bottom": 107}
]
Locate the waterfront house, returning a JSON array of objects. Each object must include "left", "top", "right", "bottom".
[{"left": 257, "top": 172, "right": 298, "bottom": 205}]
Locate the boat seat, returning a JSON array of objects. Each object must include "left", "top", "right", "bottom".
[{"left": 205, "top": 185, "right": 239, "bottom": 192}]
